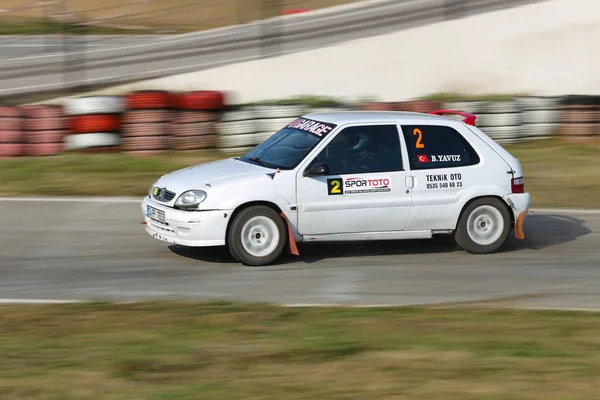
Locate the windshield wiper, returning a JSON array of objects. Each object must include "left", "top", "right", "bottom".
[{"left": 248, "top": 157, "right": 273, "bottom": 169}]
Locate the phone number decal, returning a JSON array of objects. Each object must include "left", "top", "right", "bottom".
[{"left": 425, "top": 173, "right": 463, "bottom": 190}]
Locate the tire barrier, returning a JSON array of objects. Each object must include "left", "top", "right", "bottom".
[
  {"left": 359, "top": 102, "right": 396, "bottom": 111},
  {"left": 557, "top": 96, "right": 600, "bottom": 144},
  {"left": 126, "top": 90, "right": 171, "bottom": 110},
  {"left": 173, "top": 91, "right": 226, "bottom": 111},
  {"left": 464, "top": 100, "right": 523, "bottom": 144},
  {"left": 4, "top": 92, "right": 600, "bottom": 159},
  {"left": 122, "top": 91, "right": 174, "bottom": 156},
  {"left": 21, "top": 105, "right": 66, "bottom": 156},
  {"left": 64, "top": 96, "right": 124, "bottom": 153},
  {"left": 516, "top": 96, "right": 560, "bottom": 141},
  {"left": 0, "top": 106, "right": 23, "bottom": 158},
  {"left": 217, "top": 109, "right": 258, "bottom": 154},
  {"left": 170, "top": 91, "right": 223, "bottom": 152}
]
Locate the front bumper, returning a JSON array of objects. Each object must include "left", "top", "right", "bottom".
[
  {"left": 141, "top": 196, "right": 233, "bottom": 247},
  {"left": 505, "top": 192, "right": 531, "bottom": 240}
]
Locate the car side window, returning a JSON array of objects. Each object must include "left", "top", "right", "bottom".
[
  {"left": 309, "top": 125, "right": 403, "bottom": 175},
  {"left": 401, "top": 125, "right": 480, "bottom": 170}
]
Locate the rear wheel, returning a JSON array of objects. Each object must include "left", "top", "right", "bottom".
[
  {"left": 455, "top": 198, "right": 511, "bottom": 254},
  {"left": 227, "top": 205, "right": 287, "bottom": 266}
]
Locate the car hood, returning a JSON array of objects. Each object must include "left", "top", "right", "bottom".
[{"left": 154, "top": 157, "right": 272, "bottom": 195}]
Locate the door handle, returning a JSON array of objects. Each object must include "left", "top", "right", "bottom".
[{"left": 405, "top": 176, "right": 415, "bottom": 189}]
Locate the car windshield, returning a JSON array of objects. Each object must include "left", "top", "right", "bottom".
[{"left": 238, "top": 117, "right": 337, "bottom": 170}]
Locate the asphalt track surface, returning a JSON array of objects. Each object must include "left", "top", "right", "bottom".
[
  {"left": 0, "top": 35, "right": 159, "bottom": 59},
  {"left": 1, "top": 198, "right": 599, "bottom": 309}
]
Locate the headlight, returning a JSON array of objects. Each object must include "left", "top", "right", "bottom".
[
  {"left": 175, "top": 190, "right": 207, "bottom": 208},
  {"left": 148, "top": 181, "right": 157, "bottom": 197}
]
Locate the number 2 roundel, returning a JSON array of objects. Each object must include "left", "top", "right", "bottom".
[{"left": 327, "top": 178, "right": 343, "bottom": 195}]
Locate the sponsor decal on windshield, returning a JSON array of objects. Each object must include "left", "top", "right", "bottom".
[
  {"left": 327, "top": 176, "right": 392, "bottom": 195},
  {"left": 287, "top": 118, "right": 336, "bottom": 137}
]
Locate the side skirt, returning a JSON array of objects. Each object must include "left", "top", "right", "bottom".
[{"left": 302, "top": 230, "right": 433, "bottom": 242}]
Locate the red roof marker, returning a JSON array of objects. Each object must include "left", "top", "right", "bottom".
[{"left": 429, "top": 109, "right": 477, "bottom": 126}]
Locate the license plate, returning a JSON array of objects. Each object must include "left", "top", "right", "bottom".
[{"left": 146, "top": 205, "right": 166, "bottom": 223}]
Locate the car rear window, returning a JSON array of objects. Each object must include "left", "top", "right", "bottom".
[{"left": 401, "top": 125, "right": 480, "bottom": 170}]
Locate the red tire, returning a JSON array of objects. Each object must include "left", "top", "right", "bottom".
[
  {"left": 558, "top": 123, "right": 595, "bottom": 137},
  {"left": 174, "top": 91, "right": 225, "bottom": 111},
  {"left": 122, "top": 136, "right": 170, "bottom": 151},
  {"left": 122, "top": 110, "right": 172, "bottom": 124},
  {"left": 24, "top": 142, "right": 63, "bottom": 156},
  {"left": 122, "top": 123, "right": 169, "bottom": 137},
  {"left": 24, "top": 117, "right": 67, "bottom": 131},
  {"left": 171, "top": 122, "right": 216, "bottom": 137},
  {"left": 0, "top": 143, "right": 23, "bottom": 157},
  {"left": 24, "top": 130, "right": 66, "bottom": 144},
  {"left": 126, "top": 90, "right": 172, "bottom": 110},
  {"left": 172, "top": 111, "right": 218, "bottom": 124},
  {"left": 0, "top": 131, "right": 23, "bottom": 143},
  {"left": 394, "top": 101, "right": 442, "bottom": 113},
  {"left": 0, "top": 106, "right": 22, "bottom": 118},
  {"left": 359, "top": 102, "right": 395, "bottom": 111},
  {"left": 20, "top": 105, "right": 64, "bottom": 119},
  {"left": 70, "top": 114, "right": 120, "bottom": 134},
  {"left": 0, "top": 118, "right": 23, "bottom": 131},
  {"left": 282, "top": 8, "right": 310, "bottom": 15}
]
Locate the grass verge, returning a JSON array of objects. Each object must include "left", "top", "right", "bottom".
[
  {"left": 1, "top": 301, "right": 600, "bottom": 399},
  {"left": 1, "top": 139, "right": 599, "bottom": 208}
]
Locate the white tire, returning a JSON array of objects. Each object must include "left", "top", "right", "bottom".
[
  {"left": 250, "top": 105, "right": 306, "bottom": 119},
  {"left": 484, "top": 101, "right": 520, "bottom": 114},
  {"left": 521, "top": 110, "right": 559, "bottom": 125},
  {"left": 218, "top": 132, "right": 264, "bottom": 148},
  {"left": 257, "top": 117, "right": 296, "bottom": 133},
  {"left": 307, "top": 107, "right": 355, "bottom": 114},
  {"left": 515, "top": 96, "right": 560, "bottom": 111},
  {"left": 64, "top": 96, "right": 124, "bottom": 116},
  {"left": 220, "top": 110, "right": 256, "bottom": 122},
  {"left": 65, "top": 132, "right": 120, "bottom": 150},
  {"left": 443, "top": 101, "right": 486, "bottom": 114},
  {"left": 481, "top": 126, "right": 524, "bottom": 141},
  {"left": 476, "top": 113, "right": 521, "bottom": 127},
  {"left": 521, "top": 123, "right": 559, "bottom": 137},
  {"left": 217, "top": 120, "right": 257, "bottom": 135}
]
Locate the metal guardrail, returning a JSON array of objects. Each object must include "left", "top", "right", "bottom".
[{"left": 0, "top": 0, "right": 547, "bottom": 97}]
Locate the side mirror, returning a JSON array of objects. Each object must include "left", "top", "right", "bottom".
[{"left": 304, "top": 162, "right": 330, "bottom": 177}]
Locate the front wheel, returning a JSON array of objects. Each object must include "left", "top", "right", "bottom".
[
  {"left": 455, "top": 198, "right": 511, "bottom": 254},
  {"left": 227, "top": 205, "right": 287, "bottom": 266}
]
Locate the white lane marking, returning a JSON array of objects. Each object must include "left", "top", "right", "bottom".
[
  {"left": 0, "top": 196, "right": 141, "bottom": 203},
  {"left": 0, "top": 44, "right": 108, "bottom": 47},
  {"left": 0, "top": 298, "right": 81, "bottom": 304},
  {"left": 1, "top": 299, "right": 599, "bottom": 313},
  {"left": 531, "top": 208, "right": 600, "bottom": 215},
  {"left": 0, "top": 54, "right": 258, "bottom": 95}
]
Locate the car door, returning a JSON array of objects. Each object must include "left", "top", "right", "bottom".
[
  {"left": 295, "top": 123, "right": 413, "bottom": 235},
  {"left": 400, "top": 123, "right": 483, "bottom": 231}
]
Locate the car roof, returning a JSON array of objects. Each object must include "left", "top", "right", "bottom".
[{"left": 302, "top": 110, "right": 460, "bottom": 126}]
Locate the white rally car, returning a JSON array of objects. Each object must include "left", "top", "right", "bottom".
[{"left": 142, "top": 110, "right": 530, "bottom": 266}]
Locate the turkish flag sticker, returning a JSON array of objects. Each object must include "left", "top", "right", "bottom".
[{"left": 417, "top": 154, "right": 430, "bottom": 163}]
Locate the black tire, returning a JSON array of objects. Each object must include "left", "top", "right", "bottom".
[
  {"left": 455, "top": 197, "right": 511, "bottom": 254},
  {"left": 227, "top": 205, "right": 287, "bottom": 266}
]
